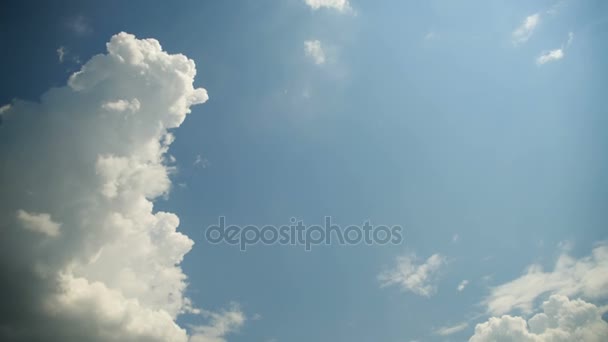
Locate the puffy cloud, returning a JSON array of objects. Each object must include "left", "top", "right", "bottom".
[
  {"left": 483, "top": 243, "right": 608, "bottom": 316},
  {"left": 304, "top": 0, "right": 351, "bottom": 12},
  {"left": 379, "top": 253, "right": 446, "bottom": 297},
  {"left": 512, "top": 14, "right": 540, "bottom": 45},
  {"left": 0, "top": 32, "right": 237, "bottom": 341},
  {"left": 435, "top": 322, "right": 468, "bottom": 336},
  {"left": 304, "top": 40, "right": 326, "bottom": 65},
  {"left": 470, "top": 295, "right": 608, "bottom": 341},
  {"left": 536, "top": 49, "right": 564, "bottom": 65},
  {"left": 458, "top": 279, "right": 469, "bottom": 292}
]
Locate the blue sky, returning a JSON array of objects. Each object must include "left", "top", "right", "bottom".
[{"left": 1, "top": 1, "right": 607, "bottom": 341}]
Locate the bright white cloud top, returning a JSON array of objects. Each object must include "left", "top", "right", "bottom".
[
  {"left": 0, "top": 32, "right": 243, "bottom": 341},
  {"left": 471, "top": 295, "right": 608, "bottom": 341},
  {"left": 482, "top": 243, "right": 608, "bottom": 316},
  {"left": 379, "top": 253, "right": 446, "bottom": 297},
  {"left": 304, "top": 0, "right": 351, "bottom": 12}
]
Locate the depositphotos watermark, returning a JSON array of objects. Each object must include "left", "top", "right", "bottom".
[{"left": 204, "top": 217, "right": 403, "bottom": 251}]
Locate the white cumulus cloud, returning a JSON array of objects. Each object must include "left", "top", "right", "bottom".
[
  {"left": 0, "top": 32, "right": 241, "bottom": 342},
  {"left": 379, "top": 253, "right": 446, "bottom": 297},
  {"left": 483, "top": 242, "right": 608, "bottom": 316},
  {"left": 470, "top": 295, "right": 608, "bottom": 341}
]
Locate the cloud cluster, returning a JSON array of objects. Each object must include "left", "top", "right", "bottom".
[
  {"left": 470, "top": 295, "right": 608, "bottom": 341},
  {"left": 379, "top": 253, "right": 446, "bottom": 297},
  {"left": 0, "top": 32, "right": 242, "bottom": 341},
  {"left": 483, "top": 242, "right": 608, "bottom": 316}
]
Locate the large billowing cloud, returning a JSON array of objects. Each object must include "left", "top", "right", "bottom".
[
  {"left": 469, "top": 243, "right": 608, "bottom": 341},
  {"left": 470, "top": 295, "right": 608, "bottom": 341},
  {"left": 483, "top": 242, "right": 608, "bottom": 316},
  {"left": 0, "top": 32, "right": 243, "bottom": 341}
]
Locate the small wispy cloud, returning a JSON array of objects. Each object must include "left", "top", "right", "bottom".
[
  {"left": 66, "top": 15, "right": 91, "bottom": 35},
  {"left": 457, "top": 279, "right": 469, "bottom": 292},
  {"left": 435, "top": 322, "right": 468, "bottom": 336},
  {"left": 536, "top": 31, "right": 574, "bottom": 65},
  {"left": 190, "top": 304, "right": 246, "bottom": 342},
  {"left": 379, "top": 253, "right": 446, "bottom": 297},
  {"left": 537, "top": 48, "right": 564, "bottom": 65},
  {"left": 566, "top": 31, "right": 574, "bottom": 46},
  {"left": 194, "top": 154, "right": 209, "bottom": 168},
  {"left": 424, "top": 31, "right": 439, "bottom": 41},
  {"left": 304, "top": 40, "right": 326, "bottom": 65},
  {"left": 512, "top": 13, "right": 540, "bottom": 45},
  {"left": 57, "top": 46, "right": 66, "bottom": 63},
  {"left": 0, "top": 103, "right": 11, "bottom": 115}
]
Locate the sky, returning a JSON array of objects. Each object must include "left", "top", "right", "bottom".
[{"left": 0, "top": 0, "right": 607, "bottom": 341}]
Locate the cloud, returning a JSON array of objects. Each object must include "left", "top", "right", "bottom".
[
  {"left": 470, "top": 295, "right": 608, "bottom": 341},
  {"left": 304, "top": 0, "right": 351, "bottom": 12},
  {"left": 16, "top": 210, "right": 61, "bottom": 237},
  {"left": 512, "top": 13, "right": 540, "bottom": 45},
  {"left": 567, "top": 31, "right": 574, "bottom": 46},
  {"left": 483, "top": 242, "right": 608, "bottom": 316},
  {"left": 535, "top": 32, "right": 574, "bottom": 65},
  {"left": 57, "top": 46, "right": 66, "bottom": 63},
  {"left": 379, "top": 253, "right": 446, "bottom": 297},
  {"left": 304, "top": 40, "right": 326, "bottom": 65},
  {"left": 102, "top": 98, "right": 141, "bottom": 113},
  {"left": 458, "top": 279, "right": 469, "bottom": 292},
  {"left": 536, "top": 49, "right": 564, "bottom": 65},
  {"left": 194, "top": 154, "right": 209, "bottom": 168},
  {"left": 66, "top": 15, "right": 92, "bottom": 35},
  {"left": 0, "top": 103, "right": 11, "bottom": 114},
  {"left": 189, "top": 306, "right": 246, "bottom": 342},
  {"left": 435, "top": 322, "right": 468, "bottom": 336},
  {"left": 424, "top": 31, "right": 439, "bottom": 40},
  {"left": 0, "top": 32, "right": 241, "bottom": 341}
]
